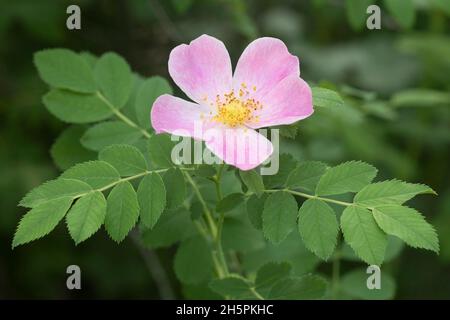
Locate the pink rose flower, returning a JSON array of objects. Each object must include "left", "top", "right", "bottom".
[{"left": 151, "top": 34, "right": 313, "bottom": 170}]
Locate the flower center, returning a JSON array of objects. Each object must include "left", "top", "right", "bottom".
[
  {"left": 213, "top": 100, "right": 252, "bottom": 127},
  {"left": 209, "top": 84, "right": 262, "bottom": 127}
]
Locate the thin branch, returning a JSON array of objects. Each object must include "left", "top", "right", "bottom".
[
  {"left": 265, "top": 189, "right": 354, "bottom": 207},
  {"left": 130, "top": 230, "right": 176, "bottom": 300},
  {"left": 249, "top": 286, "right": 265, "bottom": 300},
  {"left": 183, "top": 172, "right": 218, "bottom": 237},
  {"left": 73, "top": 167, "right": 194, "bottom": 200}
]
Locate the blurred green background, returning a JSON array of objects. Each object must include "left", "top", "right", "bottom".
[{"left": 0, "top": 0, "right": 449, "bottom": 299}]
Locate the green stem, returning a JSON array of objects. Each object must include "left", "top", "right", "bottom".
[
  {"left": 265, "top": 189, "right": 353, "bottom": 207},
  {"left": 98, "top": 170, "right": 153, "bottom": 192},
  {"left": 212, "top": 254, "right": 226, "bottom": 279},
  {"left": 184, "top": 164, "right": 231, "bottom": 278},
  {"left": 193, "top": 220, "right": 209, "bottom": 240},
  {"left": 214, "top": 163, "right": 225, "bottom": 200},
  {"left": 185, "top": 171, "right": 231, "bottom": 277},
  {"left": 183, "top": 172, "right": 218, "bottom": 238},
  {"left": 96, "top": 91, "right": 151, "bottom": 138},
  {"left": 194, "top": 221, "right": 225, "bottom": 278},
  {"left": 250, "top": 287, "right": 265, "bottom": 300},
  {"left": 130, "top": 230, "right": 175, "bottom": 299},
  {"left": 214, "top": 164, "right": 230, "bottom": 276},
  {"left": 216, "top": 210, "right": 228, "bottom": 273},
  {"left": 74, "top": 167, "right": 193, "bottom": 201}
]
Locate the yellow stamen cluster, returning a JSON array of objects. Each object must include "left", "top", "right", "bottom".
[{"left": 209, "top": 83, "right": 263, "bottom": 127}]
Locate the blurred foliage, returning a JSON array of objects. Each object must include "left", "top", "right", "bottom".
[{"left": 0, "top": 0, "right": 449, "bottom": 299}]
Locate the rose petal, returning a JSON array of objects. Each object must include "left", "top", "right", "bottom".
[
  {"left": 204, "top": 127, "right": 273, "bottom": 170},
  {"left": 233, "top": 37, "right": 300, "bottom": 99},
  {"left": 247, "top": 75, "right": 313, "bottom": 129},
  {"left": 151, "top": 94, "right": 211, "bottom": 139},
  {"left": 168, "top": 34, "right": 233, "bottom": 105}
]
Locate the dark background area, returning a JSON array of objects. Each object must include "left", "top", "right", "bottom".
[{"left": 0, "top": 0, "right": 449, "bottom": 299}]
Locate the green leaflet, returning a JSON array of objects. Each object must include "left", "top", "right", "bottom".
[
  {"left": 163, "top": 168, "right": 186, "bottom": 209},
  {"left": 105, "top": 181, "right": 140, "bottom": 242},
  {"left": 341, "top": 206, "right": 387, "bottom": 265},
  {"left": 372, "top": 205, "right": 439, "bottom": 253},
  {"left": 216, "top": 193, "right": 245, "bottom": 213},
  {"left": 246, "top": 194, "right": 266, "bottom": 230},
  {"left": 222, "top": 218, "right": 265, "bottom": 253},
  {"left": 286, "top": 161, "right": 327, "bottom": 192},
  {"left": 20, "top": 178, "right": 91, "bottom": 208},
  {"left": 298, "top": 199, "right": 339, "bottom": 261},
  {"left": 264, "top": 154, "right": 297, "bottom": 188},
  {"left": 120, "top": 74, "right": 144, "bottom": 123},
  {"left": 262, "top": 191, "right": 298, "bottom": 244},
  {"left": 255, "top": 262, "right": 291, "bottom": 297},
  {"left": 268, "top": 275, "right": 327, "bottom": 300},
  {"left": 80, "top": 51, "right": 98, "bottom": 67},
  {"left": 147, "top": 134, "right": 176, "bottom": 168},
  {"left": 315, "top": 161, "right": 377, "bottom": 196},
  {"left": 193, "top": 164, "right": 216, "bottom": 178},
  {"left": 174, "top": 236, "right": 213, "bottom": 284},
  {"left": 66, "top": 191, "right": 107, "bottom": 245},
  {"left": 182, "top": 282, "right": 223, "bottom": 300},
  {"left": 94, "top": 52, "right": 133, "bottom": 109},
  {"left": 137, "top": 173, "right": 166, "bottom": 229},
  {"left": 311, "top": 87, "right": 344, "bottom": 108},
  {"left": 81, "top": 121, "right": 143, "bottom": 151},
  {"left": 12, "top": 197, "right": 73, "bottom": 248},
  {"left": 241, "top": 232, "right": 320, "bottom": 277},
  {"left": 219, "top": 169, "right": 243, "bottom": 195},
  {"left": 99, "top": 144, "right": 147, "bottom": 176},
  {"left": 383, "top": 236, "right": 405, "bottom": 263},
  {"left": 51, "top": 126, "right": 96, "bottom": 170},
  {"left": 240, "top": 169, "right": 264, "bottom": 196},
  {"left": 341, "top": 236, "right": 404, "bottom": 264},
  {"left": 135, "top": 77, "right": 173, "bottom": 129},
  {"left": 209, "top": 276, "right": 257, "bottom": 299},
  {"left": 278, "top": 124, "right": 298, "bottom": 139},
  {"left": 43, "top": 89, "right": 113, "bottom": 124},
  {"left": 354, "top": 180, "right": 436, "bottom": 207},
  {"left": 34, "top": 48, "right": 97, "bottom": 93},
  {"left": 140, "top": 208, "right": 195, "bottom": 249},
  {"left": 61, "top": 160, "right": 120, "bottom": 189}
]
